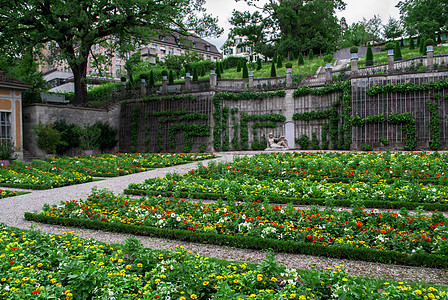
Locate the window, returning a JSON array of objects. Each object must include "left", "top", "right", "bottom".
[
  {"left": 160, "top": 49, "right": 166, "bottom": 54},
  {"left": 159, "top": 35, "right": 165, "bottom": 41},
  {"left": 236, "top": 48, "right": 242, "bottom": 54},
  {"left": 176, "top": 49, "right": 182, "bottom": 55},
  {"left": 168, "top": 48, "right": 174, "bottom": 54},
  {"left": 193, "top": 42, "right": 196, "bottom": 48},
  {"left": 0, "top": 112, "right": 11, "bottom": 144},
  {"left": 206, "top": 46, "right": 210, "bottom": 52}
]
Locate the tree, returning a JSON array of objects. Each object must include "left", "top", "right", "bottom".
[
  {"left": 237, "top": 61, "right": 241, "bottom": 72},
  {"left": 366, "top": 45, "right": 374, "bottom": 66},
  {"left": 298, "top": 53, "right": 305, "bottom": 65},
  {"left": 0, "top": 0, "right": 222, "bottom": 106},
  {"left": 164, "top": 51, "right": 204, "bottom": 73},
  {"left": 227, "top": 0, "right": 346, "bottom": 59},
  {"left": 397, "top": 0, "right": 448, "bottom": 37},
  {"left": 395, "top": 41, "right": 403, "bottom": 61},
  {"left": 124, "top": 52, "right": 142, "bottom": 87},
  {"left": 409, "top": 37, "right": 415, "bottom": 50},
  {"left": 256, "top": 57, "right": 262, "bottom": 70},
  {"left": 149, "top": 70, "right": 155, "bottom": 86},
  {"left": 384, "top": 17, "right": 404, "bottom": 41},
  {"left": 242, "top": 61, "right": 249, "bottom": 78},
  {"left": 270, "top": 61, "right": 277, "bottom": 77},
  {"left": 277, "top": 55, "right": 283, "bottom": 69},
  {"left": 308, "top": 49, "right": 314, "bottom": 60},
  {"left": 168, "top": 70, "right": 174, "bottom": 84},
  {"left": 192, "top": 67, "right": 198, "bottom": 82}
]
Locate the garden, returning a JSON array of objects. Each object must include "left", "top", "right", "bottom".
[
  {"left": 1, "top": 225, "right": 446, "bottom": 299},
  {"left": 0, "top": 153, "right": 216, "bottom": 189},
  {"left": 15, "top": 151, "right": 448, "bottom": 298}
]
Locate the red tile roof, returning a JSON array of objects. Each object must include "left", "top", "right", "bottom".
[{"left": 0, "top": 68, "right": 30, "bottom": 90}]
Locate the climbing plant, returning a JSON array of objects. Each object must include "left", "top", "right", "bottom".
[
  {"left": 130, "top": 107, "right": 140, "bottom": 153},
  {"left": 428, "top": 94, "right": 441, "bottom": 150}
]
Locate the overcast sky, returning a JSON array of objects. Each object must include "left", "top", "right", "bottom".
[{"left": 203, "top": 0, "right": 401, "bottom": 49}]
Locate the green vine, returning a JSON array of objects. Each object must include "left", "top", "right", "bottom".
[
  {"left": 130, "top": 107, "right": 140, "bottom": 153},
  {"left": 293, "top": 109, "right": 331, "bottom": 121},
  {"left": 293, "top": 81, "right": 347, "bottom": 97},
  {"left": 321, "top": 124, "right": 329, "bottom": 150},
  {"left": 311, "top": 133, "right": 319, "bottom": 149},
  {"left": 222, "top": 107, "right": 230, "bottom": 151},
  {"left": 366, "top": 78, "right": 448, "bottom": 96},
  {"left": 214, "top": 90, "right": 286, "bottom": 101},
  {"left": 169, "top": 124, "right": 210, "bottom": 152},
  {"left": 231, "top": 108, "right": 239, "bottom": 150},
  {"left": 388, "top": 112, "right": 417, "bottom": 151},
  {"left": 428, "top": 94, "right": 441, "bottom": 150},
  {"left": 212, "top": 96, "right": 223, "bottom": 151}
]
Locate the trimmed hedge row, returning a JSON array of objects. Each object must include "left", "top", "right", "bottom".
[
  {"left": 24, "top": 212, "right": 448, "bottom": 269},
  {"left": 124, "top": 189, "right": 448, "bottom": 211}
]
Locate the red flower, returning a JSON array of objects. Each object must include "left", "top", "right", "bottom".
[
  {"left": 32, "top": 290, "right": 40, "bottom": 294},
  {"left": 306, "top": 235, "right": 312, "bottom": 240},
  {"left": 155, "top": 296, "right": 161, "bottom": 299}
]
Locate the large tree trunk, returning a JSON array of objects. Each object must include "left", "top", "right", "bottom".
[{"left": 71, "top": 60, "right": 88, "bottom": 106}]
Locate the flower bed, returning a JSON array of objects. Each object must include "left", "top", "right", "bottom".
[
  {"left": 0, "top": 161, "right": 92, "bottom": 189},
  {"left": 126, "top": 171, "right": 448, "bottom": 211},
  {"left": 1, "top": 225, "right": 446, "bottom": 300},
  {"left": 45, "top": 153, "right": 217, "bottom": 177},
  {"left": 27, "top": 188, "right": 448, "bottom": 268},
  {"left": 0, "top": 189, "right": 27, "bottom": 198},
  {"left": 191, "top": 152, "right": 448, "bottom": 183}
]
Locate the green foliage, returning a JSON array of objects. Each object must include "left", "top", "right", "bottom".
[
  {"left": 32, "top": 121, "right": 62, "bottom": 154},
  {"left": 350, "top": 46, "right": 358, "bottom": 53},
  {"left": 311, "top": 133, "right": 319, "bottom": 150},
  {"left": 428, "top": 95, "right": 441, "bottom": 150},
  {"left": 308, "top": 49, "right": 314, "bottom": 60},
  {"left": 365, "top": 45, "right": 374, "bottom": 66},
  {"left": 388, "top": 112, "right": 417, "bottom": 151},
  {"left": 53, "top": 119, "right": 80, "bottom": 155},
  {"left": 321, "top": 124, "right": 329, "bottom": 150},
  {"left": 296, "top": 134, "right": 310, "bottom": 150},
  {"left": 236, "top": 60, "right": 241, "bottom": 72},
  {"left": 409, "top": 37, "right": 415, "bottom": 50},
  {"left": 323, "top": 54, "right": 333, "bottom": 63},
  {"left": 192, "top": 67, "right": 198, "bottom": 82},
  {"left": 93, "top": 121, "right": 118, "bottom": 152},
  {"left": 242, "top": 61, "right": 249, "bottom": 79},
  {"left": 0, "top": 140, "right": 18, "bottom": 160},
  {"left": 276, "top": 55, "right": 283, "bottom": 69},
  {"left": 75, "top": 123, "right": 101, "bottom": 151},
  {"left": 298, "top": 53, "right": 305, "bottom": 65},
  {"left": 361, "top": 144, "right": 373, "bottom": 151},
  {"left": 130, "top": 107, "right": 140, "bottom": 153},
  {"left": 420, "top": 38, "right": 426, "bottom": 55},
  {"left": 395, "top": 41, "right": 403, "bottom": 60},
  {"left": 293, "top": 109, "right": 331, "bottom": 121},
  {"left": 380, "top": 137, "right": 390, "bottom": 146},
  {"left": 426, "top": 38, "right": 435, "bottom": 46},
  {"left": 270, "top": 61, "right": 277, "bottom": 77},
  {"left": 168, "top": 70, "right": 174, "bottom": 84},
  {"left": 256, "top": 57, "right": 262, "bottom": 70},
  {"left": 367, "top": 78, "right": 448, "bottom": 96},
  {"left": 149, "top": 70, "right": 155, "bottom": 86},
  {"left": 385, "top": 42, "right": 395, "bottom": 51},
  {"left": 285, "top": 62, "right": 292, "bottom": 68}
]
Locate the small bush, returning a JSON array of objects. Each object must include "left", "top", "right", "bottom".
[
  {"left": 350, "top": 46, "right": 358, "bottom": 53},
  {"left": 285, "top": 62, "right": 292, "bottom": 68},
  {"left": 298, "top": 53, "right": 304, "bottom": 65},
  {"left": 361, "top": 144, "right": 373, "bottom": 151},
  {"left": 385, "top": 42, "right": 395, "bottom": 51},
  {"left": 270, "top": 61, "right": 277, "bottom": 77},
  {"left": 296, "top": 135, "right": 310, "bottom": 150},
  {"left": 323, "top": 54, "right": 333, "bottom": 63},
  {"left": 426, "top": 38, "right": 435, "bottom": 46}
]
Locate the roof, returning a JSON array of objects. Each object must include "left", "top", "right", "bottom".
[
  {"left": 154, "top": 31, "right": 221, "bottom": 56},
  {"left": 0, "top": 68, "right": 30, "bottom": 90}
]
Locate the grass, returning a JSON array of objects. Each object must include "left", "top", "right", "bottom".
[{"left": 358, "top": 45, "right": 448, "bottom": 64}]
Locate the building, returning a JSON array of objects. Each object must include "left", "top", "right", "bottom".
[
  {"left": 0, "top": 69, "right": 28, "bottom": 159},
  {"left": 39, "top": 31, "right": 222, "bottom": 79},
  {"left": 221, "top": 35, "right": 254, "bottom": 60}
]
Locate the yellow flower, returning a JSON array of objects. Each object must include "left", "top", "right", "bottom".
[
  {"left": 203, "top": 281, "right": 209, "bottom": 286},
  {"left": 290, "top": 294, "right": 296, "bottom": 299},
  {"left": 180, "top": 297, "right": 186, "bottom": 300},
  {"left": 271, "top": 277, "right": 277, "bottom": 282},
  {"left": 190, "top": 294, "right": 198, "bottom": 299},
  {"left": 125, "top": 265, "right": 131, "bottom": 270}
]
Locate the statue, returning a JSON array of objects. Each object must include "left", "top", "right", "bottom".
[{"left": 267, "top": 133, "right": 289, "bottom": 149}]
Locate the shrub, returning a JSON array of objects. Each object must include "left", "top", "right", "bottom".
[
  {"left": 395, "top": 42, "right": 403, "bottom": 61},
  {"left": 168, "top": 70, "right": 174, "bottom": 84},
  {"left": 298, "top": 53, "right": 304, "bottom": 65},
  {"left": 75, "top": 124, "right": 101, "bottom": 151},
  {"left": 0, "top": 140, "right": 18, "bottom": 160},
  {"left": 380, "top": 137, "right": 390, "bottom": 146},
  {"left": 323, "top": 54, "right": 333, "bottom": 63},
  {"left": 236, "top": 61, "right": 241, "bottom": 72},
  {"left": 242, "top": 61, "right": 249, "bottom": 79},
  {"left": 256, "top": 57, "right": 262, "bottom": 70},
  {"left": 277, "top": 55, "right": 283, "bottom": 68},
  {"left": 366, "top": 45, "right": 374, "bottom": 66},
  {"left": 420, "top": 38, "right": 426, "bottom": 55},
  {"left": 93, "top": 121, "right": 118, "bottom": 152},
  {"left": 409, "top": 37, "right": 415, "bottom": 50},
  {"left": 161, "top": 70, "right": 168, "bottom": 77},
  {"left": 308, "top": 49, "right": 314, "bottom": 60},
  {"left": 361, "top": 144, "right": 373, "bottom": 151},
  {"left": 350, "top": 46, "right": 358, "bottom": 53},
  {"left": 385, "top": 42, "right": 395, "bottom": 51},
  {"left": 270, "top": 61, "right": 277, "bottom": 77},
  {"left": 32, "top": 121, "right": 61, "bottom": 154},
  {"left": 311, "top": 133, "right": 319, "bottom": 150},
  {"left": 54, "top": 119, "right": 80, "bottom": 155},
  {"left": 192, "top": 67, "right": 198, "bottom": 82},
  {"left": 426, "top": 38, "right": 435, "bottom": 46},
  {"left": 297, "top": 134, "right": 310, "bottom": 150},
  {"left": 149, "top": 70, "right": 155, "bottom": 86}
]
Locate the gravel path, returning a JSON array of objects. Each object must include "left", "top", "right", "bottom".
[{"left": 1, "top": 152, "right": 447, "bottom": 286}]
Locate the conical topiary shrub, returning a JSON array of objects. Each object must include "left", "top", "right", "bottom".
[
  {"left": 277, "top": 55, "right": 283, "bottom": 68},
  {"left": 270, "top": 61, "right": 277, "bottom": 77},
  {"left": 256, "top": 57, "right": 262, "bottom": 70},
  {"left": 242, "top": 61, "right": 249, "bottom": 78},
  {"left": 298, "top": 53, "right": 304, "bottom": 65},
  {"left": 394, "top": 41, "right": 402, "bottom": 61},
  {"left": 308, "top": 49, "right": 314, "bottom": 60},
  {"left": 365, "top": 45, "right": 373, "bottom": 66},
  {"left": 168, "top": 70, "right": 174, "bottom": 84}
]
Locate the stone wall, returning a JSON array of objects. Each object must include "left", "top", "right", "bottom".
[{"left": 23, "top": 103, "right": 120, "bottom": 157}]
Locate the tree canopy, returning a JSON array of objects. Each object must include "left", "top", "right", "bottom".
[
  {"left": 226, "top": 0, "right": 346, "bottom": 59},
  {"left": 397, "top": 0, "right": 448, "bottom": 37},
  {"left": 0, "top": 0, "right": 222, "bottom": 106}
]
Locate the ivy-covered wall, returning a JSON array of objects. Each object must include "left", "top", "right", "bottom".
[{"left": 120, "top": 93, "right": 213, "bottom": 153}]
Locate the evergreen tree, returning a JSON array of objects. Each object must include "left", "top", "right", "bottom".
[
  {"left": 298, "top": 53, "right": 305, "bottom": 65},
  {"left": 308, "top": 49, "right": 314, "bottom": 60},
  {"left": 149, "top": 70, "right": 155, "bottom": 86},
  {"left": 400, "top": 37, "right": 404, "bottom": 48},
  {"left": 394, "top": 41, "right": 402, "bottom": 61},
  {"left": 242, "top": 61, "right": 249, "bottom": 78},
  {"left": 277, "top": 55, "right": 283, "bottom": 69},
  {"left": 193, "top": 67, "right": 198, "bottom": 82},
  {"left": 437, "top": 33, "right": 442, "bottom": 44},
  {"left": 409, "top": 37, "right": 415, "bottom": 50},
  {"left": 216, "top": 65, "right": 221, "bottom": 79},
  {"left": 419, "top": 37, "right": 426, "bottom": 55},
  {"left": 270, "top": 61, "right": 277, "bottom": 77},
  {"left": 236, "top": 60, "right": 241, "bottom": 72},
  {"left": 365, "top": 45, "right": 374, "bottom": 66},
  {"left": 168, "top": 70, "right": 174, "bottom": 84},
  {"left": 273, "top": 54, "right": 277, "bottom": 64},
  {"left": 224, "top": 59, "right": 229, "bottom": 70},
  {"left": 200, "top": 66, "right": 205, "bottom": 77},
  {"left": 220, "top": 61, "right": 224, "bottom": 74},
  {"left": 256, "top": 57, "right": 262, "bottom": 70}
]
